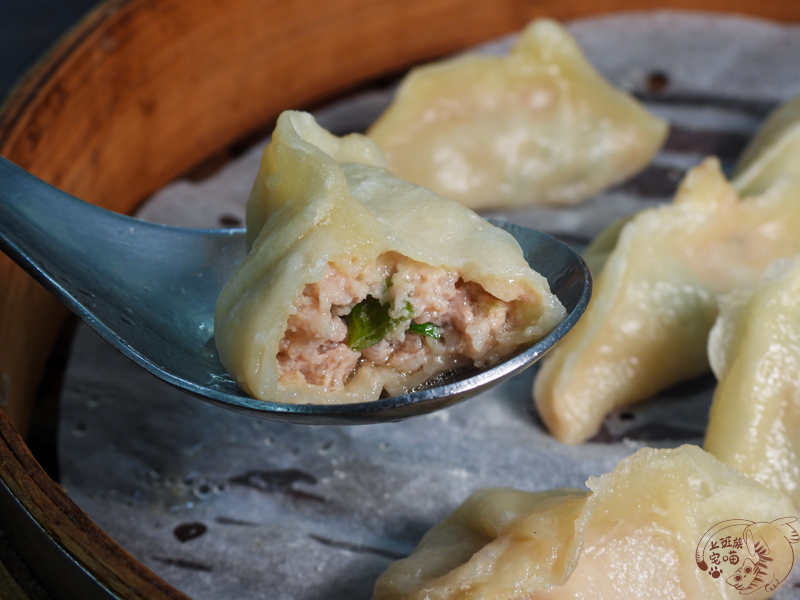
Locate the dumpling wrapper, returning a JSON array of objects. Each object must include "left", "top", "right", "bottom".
[
  {"left": 705, "top": 255, "right": 800, "bottom": 508},
  {"left": 733, "top": 95, "right": 800, "bottom": 196},
  {"left": 588, "top": 94, "right": 800, "bottom": 276},
  {"left": 373, "top": 445, "right": 798, "bottom": 600},
  {"left": 366, "top": 19, "right": 667, "bottom": 211},
  {"left": 214, "top": 111, "right": 565, "bottom": 404},
  {"left": 534, "top": 158, "right": 800, "bottom": 444}
]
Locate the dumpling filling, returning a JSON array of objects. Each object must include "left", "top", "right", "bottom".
[{"left": 277, "top": 252, "right": 533, "bottom": 395}]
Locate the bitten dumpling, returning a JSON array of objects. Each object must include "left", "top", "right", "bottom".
[
  {"left": 534, "top": 158, "right": 800, "bottom": 444},
  {"left": 705, "top": 256, "right": 800, "bottom": 508},
  {"left": 366, "top": 19, "right": 668, "bottom": 210},
  {"left": 214, "top": 111, "right": 566, "bottom": 404},
  {"left": 373, "top": 445, "right": 799, "bottom": 600},
  {"left": 733, "top": 96, "right": 800, "bottom": 196}
]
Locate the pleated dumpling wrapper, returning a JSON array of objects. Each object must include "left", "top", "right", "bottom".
[
  {"left": 534, "top": 157, "right": 800, "bottom": 444},
  {"left": 367, "top": 19, "right": 668, "bottom": 211},
  {"left": 733, "top": 95, "right": 800, "bottom": 196},
  {"left": 373, "top": 445, "right": 799, "bottom": 600},
  {"left": 214, "top": 111, "right": 566, "bottom": 404},
  {"left": 705, "top": 255, "right": 800, "bottom": 508},
  {"left": 586, "top": 94, "right": 800, "bottom": 276}
]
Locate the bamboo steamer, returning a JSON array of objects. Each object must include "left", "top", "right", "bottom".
[{"left": 2, "top": 0, "right": 800, "bottom": 597}]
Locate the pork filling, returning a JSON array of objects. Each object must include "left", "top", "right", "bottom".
[{"left": 277, "top": 253, "right": 528, "bottom": 393}]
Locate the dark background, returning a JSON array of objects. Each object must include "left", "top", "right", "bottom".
[{"left": 1, "top": 1, "right": 101, "bottom": 100}]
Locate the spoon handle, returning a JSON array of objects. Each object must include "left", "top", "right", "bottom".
[
  {"left": 0, "top": 156, "right": 242, "bottom": 316},
  {"left": 0, "top": 156, "right": 129, "bottom": 301}
]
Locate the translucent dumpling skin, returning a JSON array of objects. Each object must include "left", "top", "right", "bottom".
[
  {"left": 373, "top": 445, "right": 798, "bottom": 600},
  {"left": 705, "top": 256, "right": 800, "bottom": 508},
  {"left": 534, "top": 158, "right": 800, "bottom": 444},
  {"left": 367, "top": 19, "right": 668, "bottom": 210},
  {"left": 214, "top": 111, "right": 565, "bottom": 404}
]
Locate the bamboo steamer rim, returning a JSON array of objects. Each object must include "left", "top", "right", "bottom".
[{"left": 2, "top": 0, "right": 800, "bottom": 598}]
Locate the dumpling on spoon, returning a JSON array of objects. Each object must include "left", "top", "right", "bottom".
[
  {"left": 214, "top": 111, "right": 565, "bottom": 404},
  {"left": 705, "top": 255, "right": 800, "bottom": 508},
  {"left": 534, "top": 158, "right": 800, "bottom": 444},
  {"left": 367, "top": 19, "right": 667, "bottom": 210},
  {"left": 373, "top": 445, "right": 798, "bottom": 600}
]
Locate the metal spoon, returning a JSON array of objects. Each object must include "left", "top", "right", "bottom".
[{"left": 0, "top": 156, "right": 591, "bottom": 424}]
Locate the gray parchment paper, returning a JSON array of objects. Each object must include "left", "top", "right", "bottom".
[{"left": 59, "top": 12, "right": 800, "bottom": 600}]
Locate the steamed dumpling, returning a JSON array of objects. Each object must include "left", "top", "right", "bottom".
[
  {"left": 215, "top": 111, "right": 565, "bottom": 404},
  {"left": 732, "top": 96, "right": 800, "bottom": 196},
  {"left": 367, "top": 19, "right": 667, "bottom": 210},
  {"left": 373, "top": 445, "right": 798, "bottom": 600},
  {"left": 534, "top": 158, "right": 800, "bottom": 444},
  {"left": 586, "top": 94, "right": 800, "bottom": 273},
  {"left": 705, "top": 255, "right": 800, "bottom": 508}
]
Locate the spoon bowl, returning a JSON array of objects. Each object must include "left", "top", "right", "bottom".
[{"left": 0, "top": 156, "right": 590, "bottom": 424}]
